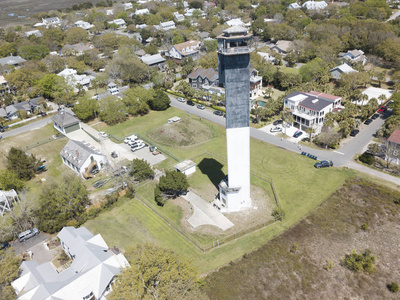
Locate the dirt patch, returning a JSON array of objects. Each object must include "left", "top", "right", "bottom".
[
  {"left": 203, "top": 178, "right": 400, "bottom": 299},
  {"left": 147, "top": 117, "right": 215, "bottom": 147}
]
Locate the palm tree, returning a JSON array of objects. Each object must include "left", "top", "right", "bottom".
[
  {"left": 305, "top": 126, "right": 316, "bottom": 142},
  {"left": 378, "top": 94, "right": 387, "bottom": 106}
]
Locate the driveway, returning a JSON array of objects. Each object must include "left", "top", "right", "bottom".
[
  {"left": 12, "top": 232, "right": 48, "bottom": 255},
  {"left": 182, "top": 191, "right": 234, "bottom": 231}
]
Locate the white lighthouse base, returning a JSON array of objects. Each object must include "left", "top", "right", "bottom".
[{"left": 216, "top": 127, "right": 251, "bottom": 212}]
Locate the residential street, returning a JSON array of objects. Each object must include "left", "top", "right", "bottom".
[
  {"left": 169, "top": 95, "right": 400, "bottom": 186},
  {"left": 2, "top": 116, "right": 53, "bottom": 139}
]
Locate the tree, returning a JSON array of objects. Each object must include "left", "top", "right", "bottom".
[
  {"left": 129, "top": 158, "right": 154, "bottom": 181},
  {"left": 18, "top": 45, "right": 49, "bottom": 60},
  {"left": 98, "top": 96, "right": 127, "bottom": 125},
  {"left": 7, "top": 147, "right": 40, "bottom": 181},
  {"left": 158, "top": 170, "right": 189, "bottom": 198},
  {"left": 122, "top": 87, "right": 152, "bottom": 116},
  {"left": 148, "top": 90, "right": 170, "bottom": 111},
  {"left": 41, "top": 27, "right": 65, "bottom": 51},
  {"left": 0, "top": 247, "right": 21, "bottom": 298},
  {"left": 176, "top": 81, "right": 195, "bottom": 98},
  {"left": 73, "top": 96, "right": 99, "bottom": 121},
  {"left": 199, "top": 52, "right": 218, "bottom": 69},
  {"left": 0, "top": 169, "right": 24, "bottom": 191},
  {"left": 35, "top": 74, "right": 72, "bottom": 101},
  {"left": 109, "top": 244, "right": 207, "bottom": 300},
  {"left": 202, "top": 39, "right": 217, "bottom": 52},
  {"left": 305, "top": 126, "right": 316, "bottom": 142},
  {"left": 36, "top": 175, "right": 90, "bottom": 233}
]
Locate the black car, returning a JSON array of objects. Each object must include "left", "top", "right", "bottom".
[
  {"left": 186, "top": 100, "right": 195, "bottom": 106},
  {"left": 371, "top": 113, "right": 379, "bottom": 120},
  {"left": 213, "top": 110, "right": 224, "bottom": 116},
  {"left": 350, "top": 129, "right": 360, "bottom": 137},
  {"left": 1, "top": 242, "right": 10, "bottom": 250},
  {"left": 314, "top": 160, "right": 333, "bottom": 168},
  {"left": 293, "top": 131, "right": 303, "bottom": 138},
  {"left": 364, "top": 119, "right": 372, "bottom": 125},
  {"left": 273, "top": 119, "right": 283, "bottom": 126}
]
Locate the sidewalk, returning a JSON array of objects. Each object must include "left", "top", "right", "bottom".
[{"left": 346, "top": 161, "right": 400, "bottom": 186}]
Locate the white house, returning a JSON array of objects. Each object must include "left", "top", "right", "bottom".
[
  {"left": 42, "top": 17, "right": 61, "bottom": 27},
  {"left": 24, "top": 29, "right": 42, "bottom": 38},
  {"left": 174, "top": 11, "right": 185, "bottom": 22},
  {"left": 0, "top": 189, "right": 19, "bottom": 217},
  {"left": 329, "top": 63, "right": 358, "bottom": 80},
  {"left": 74, "top": 20, "right": 94, "bottom": 30},
  {"left": 175, "top": 159, "right": 196, "bottom": 176},
  {"left": 257, "top": 51, "right": 275, "bottom": 63},
  {"left": 12, "top": 226, "right": 129, "bottom": 300},
  {"left": 57, "top": 68, "right": 95, "bottom": 90},
  {"left": 0, "top": 75, "right": 10, "bottom": 95},
  {"left": 284, "top": 91, "right": 342, "bottom": 133},
  {"left": 288, "top": 2, "right": 301, "bottom": 9},
  {"left": 123, "top": 2, "right": 133, "bottom": 10},
  {"left": 135, "top": 8, "right": 150, "bottom": 15},
  {"left": 184, "top": 8, "right": 206, "bottom": 18},
  {"left": 108, "top": 19, "right": 127, "bottom": 28},
  {"left": 136, "top": 24, "right": 148, "bottom": 30},
  {"left": 52, "top": 110, "right": 81, "bottom": 135},
  {"left": 302, "top": 0, "right": 328, "bottom": 10},
  {"left": 338, "top": 49, "right": 367, "bottom": 65},
  {"left": 359, "top": 87, "right": 394, "bottom": 105},
  {"left": 160, "top": 20, "right": 176, "bottom": 31},
  {"left": 250, "top": 69, "right": 263, "bottom": 99},
  {"left": 225, "top": 18, "right": 245, "bottom": 27},
  {"left": 167, "top": 40, "right": 201, "bottom": 61},
  {"left": 141, "top": 54, "right": 166, "bottom": 70},
  {"left": 106, "top": 9, "right": 114, "bottom": 15},
  {"left": 60, "top": 140, "right": 107, "bottom": 178}
]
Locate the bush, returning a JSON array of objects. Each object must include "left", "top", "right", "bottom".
[
  {"left": 324, "top": 259, "right": 334, "bottom": 271},
  {"left": 361, "top": 223, "right": 368, "bottom": 231},
  {"left": 388, "top": 282, "right": 399, "bottom": 293},
  {"left": 359, "top": 152, "right": 375, "bottom": 165},
  {"left": 272, "top": 209, "right": 285, "bottom": 221},
  {"left": 211, "top": 105, "right": 226, "bottom": 112},
  {"left": 154, "top": 185, "right": 165, "bottom": 206},
  {"left": 342, "top": 249, "right": 376, "bottom": 273}
]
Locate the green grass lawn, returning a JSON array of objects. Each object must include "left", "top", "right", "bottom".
[
  {"left": 84, "top": 108, "right": 356, "bottom": 273},
  {"left": 279, "top": 66, "right": 300, "bottom": 75}
]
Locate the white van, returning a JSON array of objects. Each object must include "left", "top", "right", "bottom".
[{"left": 18, "top": 228, "right": 39, "bottom": 242}]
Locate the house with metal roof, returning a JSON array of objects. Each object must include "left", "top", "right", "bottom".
[
  {"left": 52, "top": 110, "right": 81, "bottom": 135},
  {"left": 188, "top": 68, "right": 219, "bottom": 89},
  {"left": 62, "top": 43, "right": 94, "bottom": 56},
  {"left": 288, "top": 2, "right": 301, "bottom": 9},
  {"left": 12, "top": 226, "right": 129, "bottom": 300},
  {"left": 302, "top": 0, "right": 328, "bottom": 10},
  {"left": 338, "top": 49, "right": 367, "bottom": 66},
  {"left": 75, "top": 20, "right": 94, "bottom": 30},
  {"left": 60, "top": 140, "right": 106, "bottom": 177},
  {"left": 0, "top": 55, "right": 26, "bottom": 66},
  {"left": 270, "top": 40, "right": 293, "bottom": 55},
  {"left": 167, "top": 40, "right": 201, "bottom": 61},
  {"left": 284, "top": 91, "right": 342, "bottom": 133},
  {"left": 330, "top": 63, "right": 358, "bottom": 80},
  {"left": 141, "top": 54, "right": 166, "bottom": 70},
  {"left": 159, "top": 20, "right": 176, "bottom": 31}
]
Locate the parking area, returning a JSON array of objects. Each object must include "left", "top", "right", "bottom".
[
  {"left": 117, "top": 141, "right": 167, "bottom": 166},
  {"left": 259, "top": 123, "right": 305, "bottom": 143}
]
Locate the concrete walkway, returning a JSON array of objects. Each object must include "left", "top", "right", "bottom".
[{"left": 182, "top": 191, "right": 234, "bottom": 231}]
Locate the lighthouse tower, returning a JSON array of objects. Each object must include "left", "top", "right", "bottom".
[{"left": 217, "top": 26, "right": 253, "bottom": 212}]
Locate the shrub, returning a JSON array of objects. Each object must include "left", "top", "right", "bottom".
[
  {"left": 342, "top": 249, "right": 376, "bottom": 273},
  {"left": 359, "top": 152, "right": 375, "bottom": 165},
  {"left": 154, "top": 185, "right": 165, "bottom": 206},
  {"left": 272, "top": 209, "right": 285, "bottom": 221},
  {"left": 388, "top": 282, "right": 399, "bottom": 293},
  {"left": 324, "top": 259, "right": 334, "bottom": 271},
  {"left": 361, "top": 223, "right": 368, "bottom": 231}
]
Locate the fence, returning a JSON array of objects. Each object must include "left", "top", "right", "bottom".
[
  {"left": 24, "top": 133, "right": 66, "bottom": 151},
  {"left": 132, "top": 150, "right": 284, "bottom": 253}
]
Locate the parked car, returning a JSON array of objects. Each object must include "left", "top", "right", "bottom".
[
  {"left": 314, "top": 160, "right": 333, "bottom": 168},
  {"left": 273, "top": 119, "right": 283, "bottom": 126},
  {"left": 98, "top": 131, "right": 107, "bottom": 138},
  {"left": 293, "top": 131, "right": 303, "bottom": 138},
  {"left": 111, "top": 151, "right": 118, "bottom": 158},
  {"left": 350, "top": 129, "right": 360, "bottom": 137},
  {"left": 270, "top": 126, "right": 282, "bottom": 133},
  {"left": 177, "top": 97, "right": 186, "bottom": 103},
  {"left": 131, "top": 142, "right": 145, "bottom": 152},
  {"left": 364, "top": 119, "right": 372, "bottom": 125},
  {"left": 186, "top": 100, "right": 195, "bottom": 106},
  {"left": 378, "top": 106, "right": 387, "bottom": 113},
  {"left": 18, "top": 228, "right": 39, "bottom": 242},
  {"left": 40, "top": 112, "right": 47, "bottom": 117},
  {"left": 213, "top": 110, "right": 223, "bottom": 116},
  {"left": 124, "top": 135, "right": 138, "bottom": 144},
  {"left": 1, "top": 242, "right": 10, "bottom": 250},
  {"left": 371, "top": 113, "right": 379, "bottom": 120},
  {"left": 197, "top": 104, "right": 205, "bottom": 110}
]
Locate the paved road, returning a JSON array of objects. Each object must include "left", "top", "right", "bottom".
[
  {"left": 386, "top": 9, "right": 400, "bottom": 22},
  {"left": 169, "top": 95, "right": 400, "bottom": 186},
  {"left": 2, "top": 116, "right": 53, "bottom": 139}
]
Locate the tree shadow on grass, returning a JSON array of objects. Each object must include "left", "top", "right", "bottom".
[{"left": 197, "top": 158, "right": 225, "bottom": 189}]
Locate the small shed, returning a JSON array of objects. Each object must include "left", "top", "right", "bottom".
[
  {"left": 168, "top": 116, "right": 181, "bottom": 123},
  {"left": 175, "top": 159, "right": 196, "bottom": 176}
]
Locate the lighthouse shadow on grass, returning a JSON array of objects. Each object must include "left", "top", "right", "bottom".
[{"left": 197, "top": 158, "right": 225, "bottom": 189}]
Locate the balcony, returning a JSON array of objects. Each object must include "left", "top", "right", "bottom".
[
  {"left": 218, "top": 46, "right": 253, "bottom": 55},
  {"left": 219, "top": 178, "right": 241, "bottom": 193}
]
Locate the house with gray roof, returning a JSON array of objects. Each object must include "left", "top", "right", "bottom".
[
  {"left": 60, "top": 139, "right": 106, "bottom": 177},
  {"left": 62, "top": 43, "right": 94, "bottom": 56},
  {"left": 284, "top": 91, "right": 342, "bottom": 133},
  {"left": 338, "top": 49, "right": 367, "bottom": 66},
  {"left": 270, "top": 40, "right": 293, "bottom": 55},
  {"left": 188, "top": 68, "right": 219, "bottom": 89},
  {"left": 330, "top": 63, "right": 358, "bottom": 80},
  {"left": 0, "top": 55, "right": 26, "bottom": 67},
  {"left": 52, "top": 110, "right": 81, "bottom": 135},
  {"left": 141, "top": 54, "right": 166, "bottom": 70},
  {"left": 12, "top": 226, "right": 129, "bottom": 300}
]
